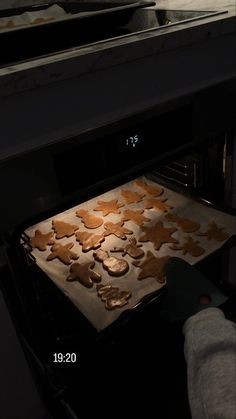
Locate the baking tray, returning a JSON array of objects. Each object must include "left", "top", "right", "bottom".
[
  {"left": 0, "top": 1, "right": 156, "bottom": 32},
  {"left": 0, "top": 1, "right": 155, "bottom": 66}
]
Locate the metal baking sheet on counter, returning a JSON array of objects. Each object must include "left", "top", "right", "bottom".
[
  {"left": 23, "top": 176, "right": 236, "bottom": 331},
  {"left": 0, "top": 1, "right": 155, "bottom": 33}
]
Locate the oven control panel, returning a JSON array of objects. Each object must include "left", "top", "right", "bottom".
[{"left": 54, "top": 105, "right": 193, "bottom": 196}]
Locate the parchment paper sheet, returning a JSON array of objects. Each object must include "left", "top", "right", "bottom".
[
  {"left": 0, "top": 5, "right": 67, "bottom": 31},
  {"left": 24, "top": 176, "right": 236, "bottom": 331}
]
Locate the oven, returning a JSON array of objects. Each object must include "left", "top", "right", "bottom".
[
  {"left": 1, "top": 87, "right": 236, "bottom": 419},
  {"left": 0, "top": 2, "right": 236, "bottom": 419}
]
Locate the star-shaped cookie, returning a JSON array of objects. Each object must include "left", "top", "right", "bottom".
[
  {"left": 122, "top": 209, "right": 150, "bottom": 227},
  {"left": 145, "top": 198, "right": 172, "bottom": 213},
  {"left": 52, "top": 219, "right": 79, "bottom": 239},
  {"left": 133, "top": 251, "right": 170, "bottom": 283},
  {"left": 103, "top": 221, "right": 133, "bottom": 240},
  {"left": 94, "top": 199, "right": 124, "bottom": 216},
  {"left": 30, "top": 230, "right": 54, "bottom": 251},
  {"left": 139, "top": 221, "right": 178, "bottom": 250},
  {"left": 67, "top": 262, "right": 101, "bottom": 288},
  {"left": 47, "top": 243, "right": 79, "bottom": 265}
]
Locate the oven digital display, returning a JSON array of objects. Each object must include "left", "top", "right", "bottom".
[{"left": 125, "top": 134, "right": 141, "bottom": 148}]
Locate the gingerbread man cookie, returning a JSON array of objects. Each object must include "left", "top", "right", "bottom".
[
  {"left": 47, "top": 243, "right": 79, "bottom": 265},
  {"left": 94, "top": 249, "right": 129, "bottom": 276},
  {"left": 111, "top": 237, "right": 144, "bottom": 259},
  {"left": 165, "top": 213, "right": 200, "bottom": 233},
  {"left": 52, "top": 219, "right": 79, "bottom": 239},
  {"left": 97, "top": 284, "right": 131, "bottom": 310},
  {"left": 67, "top": 262, "right": 101, "bottom": 288},
  {"left": 75, "top": 231, "right": 105, "bottom": 252},
  {"left": 139, "top": 221, "right": 178, "bottom": 250},
  {"left": 94, "top": 199, "right": 124, "bottom": 216},
  {"left": 196, "top": 221, "right": 229, "bottom": 241},
  {"left": 76, "top": 209, "right": 103, "bottom": 229},
  {"left": 144, "top": 198, "right": 172, "bottom": 213},
  {"left": 134, "top": 179, "right": 163, "bottom": 196},
  {"left": 121, "top": 189, "right": 144, "bottom": 204},
  {"left": 122, "top": 209, "right": 150, "bottom": 227},
  {"left": 133, "top": 251, "right": 169, "bottom": 283},
  {"left": 170, "top": 236, "right": 205, "bottom": 257},
  {"left": 103, "top": 221, "right": 133, "bottom": 240},
  {"left": 30, "top": 230, "right": 54, "bottom": 251}
]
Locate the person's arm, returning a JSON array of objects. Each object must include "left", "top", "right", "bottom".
[{"left": 183, "top": 307, "right": 236, "bottom": 419}]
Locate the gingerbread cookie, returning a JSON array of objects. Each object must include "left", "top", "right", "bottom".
[
  {"left": 97, "top": 284, "right": 131, "bottom": 310},
  {"left": 134, "top": 179, "right": 163, "bottom": 196},
  {"left": 111, "top": 237, "right": 144, "bottom": 259},
  {"left": 165, "top": 213, "right": 200, "bottom": 233},
  {"left": 67, "top": 262, "right": 101, "bottom": 288},
  {"left": 145, "top": 198, "right": 172, "bottom": 213},
  {"left": 170, "top": 236, "right": 205, "bottom": 257},
  {"left": 94, "top": 249, "right": 129, "bottom": 277},
  {"left": 94, "top": 199, "right": 124, "bottom": 216},
  {"left": 76, "top": 209, "right": 103, "bottom": 229},
  {"left": 139, "top": 221, "right": 178, "bottom": 250},
  {"left": 52, "top": 219, "right": 79, "bottom": 239},
  {"left": 122, "top": 209, "right": 150, "bottom": 227},
  {"left": 75, "top": 231, "right": 104, "bottom": 252},
  {"left": 47, "top": 243, "right": 78, "bottom": 265},
  {"left": 121, "top": 189, "right": 144, "bottom": 204},
  {"left": 133, "top": 251, "right": 169, "bottom": 283},
  {"left": 30, "top": 230, "right": 54, "bottom": 251},
  {"left": 103, "top": 221, "right": 133, "bottom": 240},
  {"left": 196, "top": 221, "right": 229, "bottom": 241}
]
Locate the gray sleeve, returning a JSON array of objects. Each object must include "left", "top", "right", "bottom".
[{"left": 183, "top": 307, "right": 236, "bottom": 419}]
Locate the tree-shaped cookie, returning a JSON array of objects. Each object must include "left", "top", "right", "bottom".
[
  {"left": 165, "top": 213, "right": 200, "bottom": 233},
  {"left": 30, "top": 230, "right": 54, "bottom": 251},
  {"left": 144, "top": 198, "right": 172, "bottom": 213},
  {"left": 139, "top": 221, "right": 178, "bottom": 250},
  {"left": 94, "top": 199, "right": 124, "bottom": 216},
  {"left": 134, "top": 179, "right": 163, "bottom": 196},
  {"left": 111, "top": 237, "right": 144, "bottom": 259},
  {"left": 52, "top": 219, "right": 79, "bottom": 239},
  {"left": 122, "top": 209, "right": 150, "bottom": 227},
  {"left": 103, "top": 221, "right": 133, "bottom": 240},
  {"left": 75, "top": 231, "right": 105, "bottom": 252},
  {"left": 97, "top": 284, "right": 131, "bottom": 310},
  {"left": 121, "top": 189, "right": 144, "bottom": 204},
  {"left": 94, "top": 249, "right": 129, "bottom": 276},
  {"left": 133, "top": 251, "right": 170, "bottom": 283},
  {"left": 67, "top": 262, "right": 101, "bottom": 288},
  {"left": 170, "top": 236, "right": 205, "bottom": 257},
  {"left": 76, "top": 209, "right": 103, "bottom": 229},
  {"left": 47, "top": 243, "right": 79, "bottom": 265},
  {"left": 196, "top": 221, "right": 229, "bottom": 241}
]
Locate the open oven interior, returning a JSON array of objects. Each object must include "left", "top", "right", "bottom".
[{"left": 2, "top": 93, "right": 236, "bottom": 419}]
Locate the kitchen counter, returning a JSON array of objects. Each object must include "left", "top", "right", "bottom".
[{"left": 0, "top": 0, "right": 235, "bottom": 160}]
